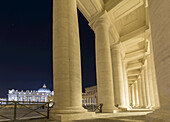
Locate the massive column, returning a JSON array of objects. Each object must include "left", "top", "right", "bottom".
[
  {"left": 93, "top": 15, "right": 116, "bottom": 113},
  {"left": 53, "top": 0, "right": 86, "bottom": 113},
  {"left": 128, "top": 85, "right": 132, "bottom": 106},
  {"left": 134, "top": 81, "right": 139, "bottom": 107},
  {"left": 122, "top": 60, "right": 130, "bottom": 109},
  {"left": 137, "top": 76, "right": 143, "bottom": 107},
  {"left": 147, "top": 54, "right": 155, "bottom": 109},
  {"left": 131, "top": 84, "right": 136, "bottom": 107},
  {"left": 149, "top": 38, "right": 160, "bottom": 109},
  {"left": 111, "top": 44, "right": 126, "bottom": 109},
  {"left": 141, "top": 69, "right": 147, "bottom": 108},
  {"left": 147, "top": 1, "right": 170, "bottom": 121},
  {"left": 144, "top": 63, "right": 151, "bottom": 108}
]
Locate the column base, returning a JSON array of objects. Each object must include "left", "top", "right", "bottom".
[
  {"left": 118, "top": 105, "right": 133, "bottom": 111},
  {"left": 149, "top": 105, "right": 157, "bottom": 111},
  {"left": 140, "top": 106, "right": 147, "bottom": 108},
  {"left": 102, "top": 107, "right": 118, "bottom": 113},
  {"left": 51, "top": 107, "right": 87, "bottom": 114},
  {"left": 146, "top": 110, "right": 170, "bottom": 122},
  {"left": 146, "top": 105, "right": 153, "bottom": 110},
  {"left": 126, "top": 106, "right": 132, "bottom": 110},
  {"left": 134, "top": 104, "right": 140, "bottom": 108},
  {"left": 49, "top": 112, "right": 95, "bottom": 122},
  {"left": 118, "top": 105, "right": 129, "bottom": 111},
  {"left": 151, "top": 106, "right": 160, "bottom": 111}
]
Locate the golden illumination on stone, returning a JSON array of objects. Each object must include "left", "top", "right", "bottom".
[{"left": 50, "top": 0, "right": 170, "bottom": 121}]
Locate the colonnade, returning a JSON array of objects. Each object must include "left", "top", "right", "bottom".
[
  {"left": 52, "top": 0, "right": 159, "bottom": 115},
  {"left": 128, "top": 37, "right": 160, "bottom": 110}
]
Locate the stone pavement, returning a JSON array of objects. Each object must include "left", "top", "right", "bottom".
[{"left": 11, "top": 111, "right": 151, "bottom": 122}]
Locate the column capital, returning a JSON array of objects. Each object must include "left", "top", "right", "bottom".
[
  {"left": 122, "top": 59, "right": 127, "bottom": 64},
  {"left": 138, "top": 75, "right": 141, "bottom": 79},
  {"left": 89, "top": 11, "right": 111, "bottom": 32},
  {"left": 110, "top": 43, "right": 122, "bottom": 50},
  {"left": 145, "top": 29, "right": 151, "bottom": 39}
]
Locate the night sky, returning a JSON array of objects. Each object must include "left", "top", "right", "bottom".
[{"left": 0, "top": 1, "right": 96, "bottom": 97}]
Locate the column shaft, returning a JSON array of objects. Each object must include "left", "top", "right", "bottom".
[
  {"left": 137, "top": 77, "right": 144, "bottom": 107},
  {"left": 122, "top": 60, "right": 130, "bottom": 108},
  {"left": 94, "top": 16, "right": 116, "bottom": 112},
  {"left": 141, "top": 70, "right": 147, "bottom": 108},
  {"left": 150, "top": 38, "right": 160, "bottom": 109},
  {"left": 134, "top": 81, "right": 139, "bottom": 107},
  {"left": 144, "top": 64, "right": 151, "bottom": 108},
  {"left": 111, "top": 45, "right": 126, "bottom": 109},
  {"left": 131, "top": 84, "right": 136, "bottom": 107},
  {"left": 147, "top": 54, "right": 155, "bottom": 109},
  {"left": 53, "top": 0, "right": 86, "bottom": 113},
  {"left": 129, "top": 86, "right": 132, "bottom": 107}
]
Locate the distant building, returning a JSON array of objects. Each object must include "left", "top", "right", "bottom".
[
  {"left": 82, "top": 86, "right": 98, "bottom": 105},
  {"left": 8, "top": 84, "right": 98, "bottom": 105},
  {"left": 45, "top": 85, "right": 98, "bottom": 105},
  {"left": 8, "top": 84, "right": 53, "bottom": 102},
  {"left": 0, "top": 98, "right": 7, "bottom": 104},
  {"left": 0, "top": 98, "right": 7, "bottom": 101}
]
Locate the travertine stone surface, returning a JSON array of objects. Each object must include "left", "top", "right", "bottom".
[
  {"left": 134, "top": 81, "right": 139, "bottom": 107},
  {"left": 93, "top": 15, "right": 116, "bottom": 113},
  {"left": 122, "top": 60, "right": 130, "bottom": 108},
  {"left": 146, "top": 0, "right": 170, "bottom": 121},
  {"left": 144, "top": 66, "right": 151, "bottom": 108},
  {"left": 141, "top": 70, "right": 147, "bottom": 108},
  {"left": 137, "top": 77, "right": 144, "bottom": 107},
  {"left": 52, "top": 0, "right": 86, "bottom": 113},
  {"left": 150, "top": 38, "right": 160, "bottom": 109},
  {"left": 147, "top": 54, "right": 155, "bottom": 108},
  {"left": 128, "top": 86, "right": 132, "bottom": 106},
  {"left": 111, "top": 45, "right": 127, "bottom": 109},
  {"left": 131, "top": 84, "right": 135, "bottom": 107}
]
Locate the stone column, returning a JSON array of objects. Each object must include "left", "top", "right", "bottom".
[
  {"left": 93, "top": 15, "right": 116, "bottom": 112},
  {"left": 137, "top": 76, "right": 144, "bottom": 107},
  {"left": 53, "top": 0, "right": 86, "bottom": 113},
  {"left": 144, "top": 64, "right": 151, "bottom": 108},
  {"left": 111, "top": 44, "right": 127, "bottom": 109},
  {"left": 150, "top": 38, "right": 160, "bottom": 109},
  {"left": 131, "top": 84, "right": 136, "bottom": 107},
  {"left": 128, "top": 86, "right": 132, "bottom": 107},
  {"left": 122, "top": 60, "right": 130, "bottom": 108},
  {"left": 147, "top": 54, "right": 155, "bottom": 109},
  {"left": 134, "top": 81, "right": 139, "bottom": 107},
  {"left": 147, "top": 1, "right": 170, "bottom": 121},
  {"left": 141, "top": 69, "right": 147, "bottom": 108}
]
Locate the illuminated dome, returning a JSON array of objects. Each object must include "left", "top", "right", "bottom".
[{"left": 38, "top": 84, "right": 51, "bottom": 93}]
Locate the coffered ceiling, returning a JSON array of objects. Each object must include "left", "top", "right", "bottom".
[{"left": 77, "top": 0, "right": 151, "bottom": 85}]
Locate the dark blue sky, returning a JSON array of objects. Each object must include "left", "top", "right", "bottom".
[{"left": 0, "top": 0, "right": 96, "bottom": 97}]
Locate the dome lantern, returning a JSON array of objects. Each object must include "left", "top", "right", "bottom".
[{"left": 38, "top": 84, "right": 51, "bottom": 93}]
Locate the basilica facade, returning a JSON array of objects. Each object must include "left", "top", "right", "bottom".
[
  {"left": 8, "top": 84, "right": 53, "bottom": 103},
  {"left": 7, "top": 84, "right": 97, "bottom": 104}
]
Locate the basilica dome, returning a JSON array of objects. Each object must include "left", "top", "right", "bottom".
[{"left": 38, "top": 84, "right": 51, "bottom": 93}]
